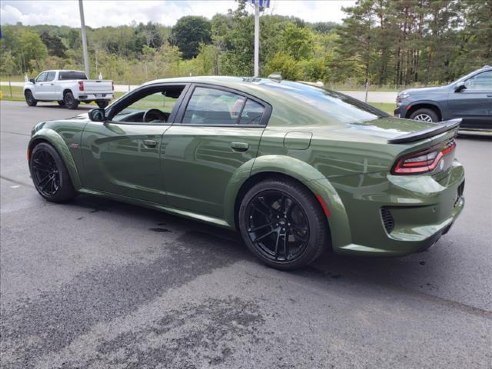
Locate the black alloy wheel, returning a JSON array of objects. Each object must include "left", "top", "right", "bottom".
[
  {"left": 63, "top": 91, "right": 79, "bottom": 109},
  {"left": 29, "top": 143, "right": 76, "bottom": 202},
  {"left": 25, "top": 90, "right": 37, "bottom": 106},
  {"left": 239, "top": 179, "right": 329, "bottom": 270}
]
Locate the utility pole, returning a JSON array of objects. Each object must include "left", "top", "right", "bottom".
[
  {"left": 254, "top": 1, "right": 260, "bottom": 77},
  {"left": 79, "top": 0, "right": 90, "bottom": 78}
]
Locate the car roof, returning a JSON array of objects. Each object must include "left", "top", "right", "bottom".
[{"left": 140, "top": 76, "right": 321, "bottom": 105}]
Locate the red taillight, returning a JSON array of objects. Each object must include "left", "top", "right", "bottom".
[
  {"left": 78, "top": 81, "right": 84, "bottom": 91},
  {"left": 392, "top": 139, "right": 456, "bottom": 175}
]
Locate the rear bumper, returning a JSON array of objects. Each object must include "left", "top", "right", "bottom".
[
  {"left": 78, "top": 93, "right": 113, "bottom": 101},
  {"left": 330, "top": 160, "right": 465, "bottom": 256}
]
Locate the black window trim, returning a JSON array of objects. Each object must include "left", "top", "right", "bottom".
[
  {"left": 174, "top": 83, "right": 272, "bottom": 128},
  {"left": 105, "top": 82, "right": 191, "bottom": 126}
]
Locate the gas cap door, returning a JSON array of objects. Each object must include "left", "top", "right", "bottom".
[{"left": 283, "top": 131, "right": 313, "bottom": 150}]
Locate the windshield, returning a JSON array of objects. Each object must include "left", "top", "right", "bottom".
[{"left": 261, "top": 80, "right": 388, "bottom": 124}]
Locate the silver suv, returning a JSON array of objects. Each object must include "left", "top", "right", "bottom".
[{"left": 394, "top": 65, "right": 492, "bottom": 132}]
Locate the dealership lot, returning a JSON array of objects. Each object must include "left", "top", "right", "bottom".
[{"left": 1, "top": 100, "right": 491, "bottom": 368}]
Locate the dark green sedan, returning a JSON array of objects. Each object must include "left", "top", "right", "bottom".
[{"left": 28, "top": 77, "right": 465, "bottom": 269}]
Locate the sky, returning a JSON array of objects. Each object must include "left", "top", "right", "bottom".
[{"left": 0, "top": 0, "right": 357, "bottom": 28}]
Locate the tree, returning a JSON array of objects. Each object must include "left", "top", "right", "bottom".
[
  {"left": 170, "top": 16, "right": 212, "bottom": 59},
  {"left": 40, "top": 31, "right": 67, "bottom": 58}
]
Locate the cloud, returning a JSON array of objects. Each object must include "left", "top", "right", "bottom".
[{"left": 0, "top": 0, "right": 356, "bottom": 28}]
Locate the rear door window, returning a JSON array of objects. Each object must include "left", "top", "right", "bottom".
[
  {"left": 181, "top": 86, "right": 266, "bottom": 126},
  {"left": 59, "top": 71, "right": 87, "bottom": 80}
]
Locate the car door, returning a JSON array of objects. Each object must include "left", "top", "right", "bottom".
[
  {"left": 32, "top": 72, "right": 48, "bottom": 99},
  {"left": 161, "top": 84, "right": 270, "bottom": 219},
  {"left": 80, "top": 84, "right": 188, "bottom": 203},
  {"left": 448, "top": 70, "right": 492, "bottom": 129},
  {"left": 43, "top": 71, "right": 58, "bottom": 100}
]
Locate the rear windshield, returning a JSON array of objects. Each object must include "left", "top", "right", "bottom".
[
  {"left": 262, "top": 81, "right": 388, "bottom": 124},
  {"left": 58, "top": 71, "right": 87, "bottom": 80}
]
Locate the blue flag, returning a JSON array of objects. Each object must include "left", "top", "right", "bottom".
[{"left": 250, "top": 0, "right": 270, "bottom": 8}]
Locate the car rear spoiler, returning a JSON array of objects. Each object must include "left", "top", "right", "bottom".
[{"left": 388, "top": 119, "right": 461, "bottom": 144}]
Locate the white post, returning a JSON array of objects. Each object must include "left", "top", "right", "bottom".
[
  {"left": 79, "top": 0, "right": 90, "bottom": 78},
  {"left": 254, "top": 1, "right": 260, "bottom": 77}
]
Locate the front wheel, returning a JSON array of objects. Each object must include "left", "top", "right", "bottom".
[
  {"left": 29, "top": 143, "right": 77, "bottom": 202},
  {"left": 409, "top": 108, "right": 439, "bottom": 122},
  {"left": 96, "top": 100, "right": 109, "bottom": 109},
  {"left": 25, "top": 90, "right": 37, "bottom": 106},
  {"left": 238, "top": 179, "right": 330, "bottom": 270},
  {"left": 63, "top": 91, "right": 79, "bottom": 109}
]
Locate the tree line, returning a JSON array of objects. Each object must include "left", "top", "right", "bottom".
[{"left": 1, "top": 0, "right": 490, "bottom": 87}]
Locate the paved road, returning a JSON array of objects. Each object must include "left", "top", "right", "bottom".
[
  {"left": 1, "top": 101, "right": 491, "bottom": 369},
  {"left": 1, "top": 81, "right": 398, "bottom": 103}
]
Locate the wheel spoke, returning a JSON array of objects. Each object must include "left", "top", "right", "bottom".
[
  {"left": 251, "top": 197, "right": 272, "bottom": 219},
  {"left": 249, "top": 222, "right": 274, "bottom": 233},
  {"left": 41, "top": 176, "right": 54, "bottom": 192},
  {"left": 252, "top": 228, "right": 276, "bottom": 243},
  {"left": 273, "top": 231, "right": 281, "bottom": 259},
  {"left": 37, "top": 173, "right": 52, "bottom": 188},
  {"left": 283, "top": 231, "right": 289, "bottom": 259},
  {"left": 32, "top": 159, "right": 51, "bottom": 172}
]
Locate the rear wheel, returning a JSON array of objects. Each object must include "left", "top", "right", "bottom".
[
  {"left": 25, "top": 90, "right": 37, "bottom": 107},
  {"left": 409, "top": 108, "right": 439, "bottom": 122},
  {"left": 96, "top": 100, "right": 109, "bottom": 108},
  {"left": 29, "top": 143, "right": 77, "bottom": 202},
  {"left": 63, "top": 91, "right": 79, "bottom": 109},
  {"left": 57, "top": 100, "right": 65, "bottom": 107},
  {"left": 238, "top": 179, "right": 330, "bottom": 270}
]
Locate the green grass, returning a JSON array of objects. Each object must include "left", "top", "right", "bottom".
[
  {"left": 1, "top": 85, "right": 25, "bottom": 101},
  {"left": 370, "top": 102, "right": 395, "bottom": 115}
]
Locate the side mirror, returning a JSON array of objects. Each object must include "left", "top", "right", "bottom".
[
  {"left": 454, "top": 83, "right": 466, "bottom": 93},
  {"left": 29, "top": 78, "right": 36, "bottom": 84},
  {"left": 88, "top": 108, "right": 106, "bottom": 122}
]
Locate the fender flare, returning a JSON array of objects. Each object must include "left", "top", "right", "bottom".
[
  {"left": 223, "top": 155, "right": 352, "bottom": 248},
  {"left": 29, "top": 129, "right": 82, "bottom": 190},
  {"left": 405, "top": 100, "right": 443, "bottom": 119}
]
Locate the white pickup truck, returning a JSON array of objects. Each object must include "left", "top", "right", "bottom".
[{"left": 23, "top": 70, "right": 114, "bottom": 109}]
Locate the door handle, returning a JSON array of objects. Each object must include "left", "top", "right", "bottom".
[
  {"left": 231, "top": 142, "right": 249, "bottom": 152},
  {"left": 143, "top": 139, "right": 157, "bottom": 148},
  {"left": 487, "top": 95, "right": 492, "bottom": 97}
]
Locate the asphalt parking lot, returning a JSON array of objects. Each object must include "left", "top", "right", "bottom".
[{"left": 1, "top": 100, "right": 491, "bottom": 369}]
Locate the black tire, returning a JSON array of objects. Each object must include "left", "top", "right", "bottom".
[
  {"left": 63, "top": 91, "right": 79, "bottom": 109},
  {"left": 25, "top": 90, "right": 37, "bottom": 107},
  {"left": 29, "top": 143, "right": 77, "bottom": 203},
  {"left": 238, "top": 179, "right": 330, "bottom": 270},
  {"left": 96, "top": 100, "right": 109, "bottom": 108},
  {"left": 57, "top": 100, "right": 65, "bottom": 107},
  {"left": 409, "top": 108, "right": 439, "bottom": 122}
]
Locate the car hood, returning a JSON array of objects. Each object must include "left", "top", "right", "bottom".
[{"left": 399, "top": 86, "right": 447, "bottom": 95}]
